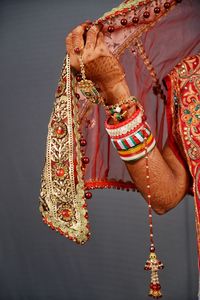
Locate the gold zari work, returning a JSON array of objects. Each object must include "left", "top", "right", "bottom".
[{"left": 39, "top": 55, "right": 90, "bottom": 244}]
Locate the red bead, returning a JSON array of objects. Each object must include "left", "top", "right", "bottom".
[
  {"left": 154, "top": 6, "right": 161, "bottom": 14},
  {"left": 152, "top": 284, "right": 157, "bottom": 290},
  {"left": 85, "top": 212, "right": 89, "bottom": 219},
  {"left": 155, "top": 284, "right": 161, "bottom": 291},
  {"left": 82, "top": 156, "right": 90, "bottom": 164},
  {"left": 164, "top": 1, "right": 170, "bottom": 9},
  {"left": 74, "top": 47, "right": 80, "bottom": 54},
  {"left": 56, "top": 168, "right": 65, "bottom": 177},
  {"left": 80, "top": 138, "right": 87, "bottom": 146},
  {"left": 85, "top": 191, "right": 92, "bottom": 199},
  {"left": 132, "top": 16, "right": 139, "bottom": 24},
  {"left": 143, "top": 11, "right": 150, "bottom": 18},
  {"left": 121, "top": 18, "right": 128, "bottom": 26},
  {"left": 76, "top": 74, "right": 82, "bottom": 82},
  {"left": 75, "top": 93, "right": 80, "bottom": 99},
  {"left": 107, "top": 25, "right": 115, "bottom": 33}
]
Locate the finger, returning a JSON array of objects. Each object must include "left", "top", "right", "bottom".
[
  {"left": 96, "top": 31, "right": 111, "bottom": 56},
  {"left": 66, "top": 32, "right": 80, "bottom": 69},
  {"left": 66, "top": 33, "right": 73, "bottom": 55},
  {"left": 85, "top": 25, "right": 100, "bottom": 50},
  {"left": 96, "top": 31, "right": 104, "bottom": 48},
  {"left": 72, "top": 25, "right": 85, "bottom": 52}
]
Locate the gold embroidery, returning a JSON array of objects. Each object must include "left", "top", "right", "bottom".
[
  {"left": 39, "top": 56, "right": 90, "bottom": 244},
  {"left": 168, "top": 54, "right": 200, "bottom": 266}
]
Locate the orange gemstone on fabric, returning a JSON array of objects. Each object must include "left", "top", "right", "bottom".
[
  {"left": 61, "top": 209, "right": 71, "bottom": 218},
  {"left": 56, "top": 126, "right": 65, "bottom": 135},
  {"left": 53, "top": 122, "right": 67, "bottom": 138},
  {"left": 56, "top": 168, "right": 65, "bottom": 177}
]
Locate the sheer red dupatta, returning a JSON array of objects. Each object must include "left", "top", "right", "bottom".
[{"left": 39, "top": 0, "right": 200, "bottom": 245}]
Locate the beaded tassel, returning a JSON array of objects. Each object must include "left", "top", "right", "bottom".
[{"left": 144, "top": 136, "right": 164, "bottom": 298}]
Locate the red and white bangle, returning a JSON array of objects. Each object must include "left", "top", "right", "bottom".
[
  {"left": 105, "top": 106, "right": 143, "bottom": 137},
  {"left": 105, "top": 105, "right": 156, "bottom": 162},
  {"left": 117, "top": 133, "right": 156, "bottom": 161},
  {"left": 111, "top": 125, "right": 151, "bottom": 151}
]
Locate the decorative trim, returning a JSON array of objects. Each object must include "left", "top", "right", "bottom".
[
  {"left": 85, "top": 179, "right": 136, "bottom": 191},
  {"left": 39, "top": 55, "right": 90, "bottom": 245}
]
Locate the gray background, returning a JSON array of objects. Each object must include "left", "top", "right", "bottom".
[{"left": 0, "top": 0, "right": 198, "bottom": 299}]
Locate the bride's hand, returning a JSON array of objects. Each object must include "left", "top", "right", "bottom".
[{"left": 66, "top": 24, "right": 130, "bottom": 103}]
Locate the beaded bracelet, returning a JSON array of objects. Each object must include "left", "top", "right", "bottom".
[{"left": 104, "top": 96, "right": 138, "bottom": 123}]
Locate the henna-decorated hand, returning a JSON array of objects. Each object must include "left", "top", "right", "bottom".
[{"left": 66, "top": 24, "right": 130, "bottom": 103}]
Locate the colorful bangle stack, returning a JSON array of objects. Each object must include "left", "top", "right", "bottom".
[{"left": 105, "top": 104, "right": 156, "bottom": 162}]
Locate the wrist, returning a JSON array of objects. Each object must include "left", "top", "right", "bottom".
[{"left": 103, "top": 79, "right": 131, "bottom": 105}]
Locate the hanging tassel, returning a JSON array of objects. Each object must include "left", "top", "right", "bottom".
[{"left": 144, "top": 246, "right": 164, "bottom": 298}]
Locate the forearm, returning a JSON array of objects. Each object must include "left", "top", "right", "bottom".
[
  {"left": 104, "top": 80, "right": 190, "bottom": 214},
  {"left": 126, "top": 145, "right": 189, "bottom": 214}
]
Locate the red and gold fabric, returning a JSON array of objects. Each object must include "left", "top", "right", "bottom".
[
  {"left": 39, "top": 0, "right": 200, "bottom": 252},
  {"left": 165, "top": 53, "right": 200, "bottom": 267},
  {"left": 39, "top": 0, "right": 200, "bottom": 297}
]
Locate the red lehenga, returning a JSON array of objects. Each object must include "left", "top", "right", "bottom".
[
  {"left": 39, "top": 0, "right": 200, "bottom": 297},
  {"left": 165, "top": 53, "right": 200, "bottom": 266}
]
